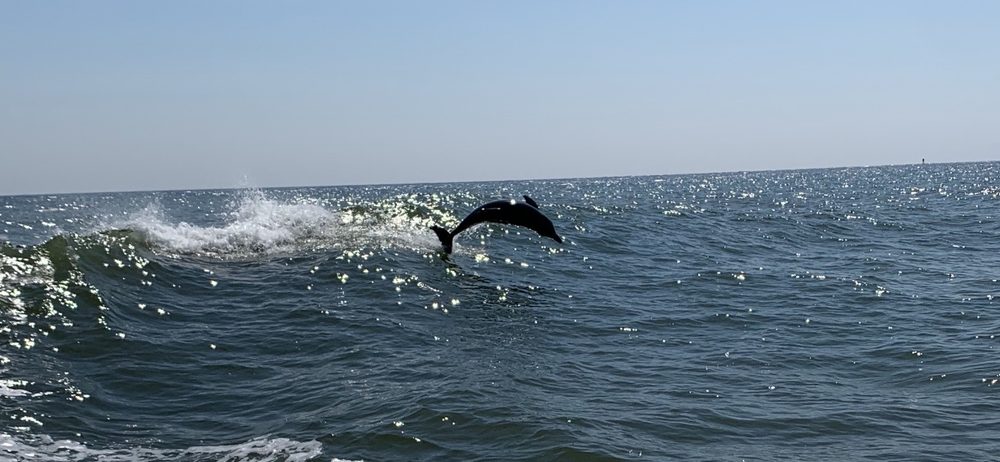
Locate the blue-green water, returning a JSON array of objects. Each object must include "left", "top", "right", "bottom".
[{"left": 2, "top": 163, "right": 999, "bottom": 461}]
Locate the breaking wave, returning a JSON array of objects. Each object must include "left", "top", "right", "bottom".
[
  {"left": 0, "top": 431, "right": 350, "bottom": 462},
  {"left": 125, "top": 189, "right": 451, "bottom": 258}
]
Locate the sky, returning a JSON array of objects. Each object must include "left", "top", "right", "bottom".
[{"left": 1, "top": 1, "right": 998, "bottom": 195}]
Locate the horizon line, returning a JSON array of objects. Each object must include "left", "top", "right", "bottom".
[{"left": 0, "top": 159, "right": 992, "bottom": 198}]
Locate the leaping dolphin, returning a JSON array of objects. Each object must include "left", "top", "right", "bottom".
[{"left": 431, "top": 195, "right": 563, "bottom": 254}]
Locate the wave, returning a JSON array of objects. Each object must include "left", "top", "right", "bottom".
[
  {"left": 127, "top": 190, "right": 340, "bottom": 257},
  {"left": 0, "top": 431, "right": 356, "bottom": 462},
  {"left": 1, "top": 234, "right": 98, "bottom": 348},
  {"left": 125, "top": 189, "right": 452, "bottom": 258},
  {"left": 0, "top": 187, "right": 457, "bottom": 331},
  {"left": 0, "top": 189, "right": 460, "bottom": 422}
]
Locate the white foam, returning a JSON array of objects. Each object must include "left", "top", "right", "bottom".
[
  {"left": 185, "top": 436, "right": 325, "bottom": 462},
  {"left": 130, "top": 190, "right": 340, "bottom": 257},
  {"left": 0, "top": 432, "right": 346, "bottom": 462},
  {"left": 0, "top": 378, "right": 30, "bottom": 398},
  {"left": 128, "top": 190, "right": 446, "bottom": 258}
]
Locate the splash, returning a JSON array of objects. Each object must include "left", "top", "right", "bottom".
[
  {"left": 129, "top": 190, "right": 342, "bottom": 257},
  {"left": 127, "top": 189, "right": 447, "bottom": 258},
  {"left": 0, "top": 432, "right": 336, "bottom": 462}
]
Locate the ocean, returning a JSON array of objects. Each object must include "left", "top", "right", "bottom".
[{"left": 1, "top": 162, "right": 999, "bottom": 461}]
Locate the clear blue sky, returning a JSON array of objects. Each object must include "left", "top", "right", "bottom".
[{"left": 2, "top": 1, "right": 998, "bottom": 195}]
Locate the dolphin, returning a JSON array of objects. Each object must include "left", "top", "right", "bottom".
[{"left": 431, "top": 195, "right": 563, "bottom": 254}]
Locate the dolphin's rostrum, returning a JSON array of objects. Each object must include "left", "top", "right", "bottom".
[{"left": 431, "top": 195, "right": 562, "bottom": 254}]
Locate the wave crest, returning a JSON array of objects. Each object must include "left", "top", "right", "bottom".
[
  {"left": 128, "top": 190, "right": 339, "bottom": 257},
  {"left": 0, "top": 432, "right": 333, "bottom": 462},
  {"left": 127, "top": 189, "right": 448, "bottom": 258}
]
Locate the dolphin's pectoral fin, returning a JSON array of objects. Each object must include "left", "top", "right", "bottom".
[{"left": 523, "top": 195, "right": 539, "bottom": 208}]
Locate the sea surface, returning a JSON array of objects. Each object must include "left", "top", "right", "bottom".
[{"left": 2, "top": 162, "right": 999, "bottom": 461}]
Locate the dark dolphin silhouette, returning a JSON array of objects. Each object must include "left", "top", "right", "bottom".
[{"left": 431, "top": 195, "right": 562, "bottom": 254}]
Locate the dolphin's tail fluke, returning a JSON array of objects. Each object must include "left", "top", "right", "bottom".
[{"left": 431, "top": 225, "right": 454, "bottom": 254}]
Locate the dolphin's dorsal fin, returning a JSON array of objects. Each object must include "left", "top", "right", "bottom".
[{"left": 523, "top": 195, "right": 539, "bottom": 208}]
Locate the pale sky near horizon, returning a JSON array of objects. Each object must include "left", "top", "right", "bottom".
[{"left": 2, "top": 1, "right": 998, "bottom": 195}]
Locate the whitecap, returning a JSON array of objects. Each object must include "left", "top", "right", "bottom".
[
  {"left": 129, "top": 190, "right": 340, "bottom": 257},
  {"left": 0, "top": 432, "right": 342, "bottom": 462},
  {"left": 127, "top": 189, "right": 446, "bottom": 258}
]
